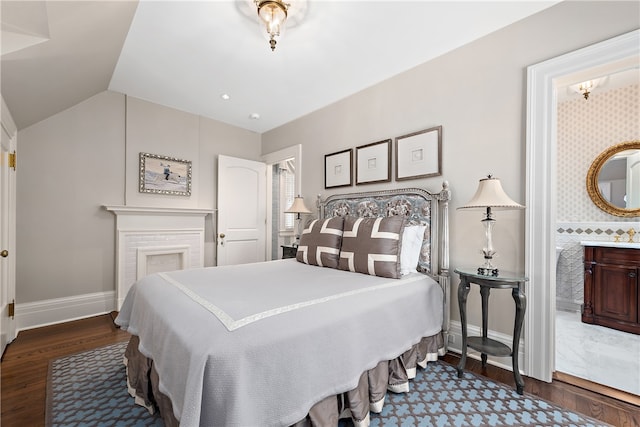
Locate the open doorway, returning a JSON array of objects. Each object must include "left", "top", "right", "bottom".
[
  {"left": 553, "top": 65, "right": 639, "bottom": 397},
  {"left": 270, "top": 158, "right": 297, "bottom": 259},
  {"left": 262, "top": 144, "right": 303, "bottom": 261},
  {"left": 525, "top": 29, "right": 639, "bottom": 396}
]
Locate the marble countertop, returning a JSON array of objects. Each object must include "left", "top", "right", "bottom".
[{"left": 580, "top": 240, "right": 640, "bottom": 249}]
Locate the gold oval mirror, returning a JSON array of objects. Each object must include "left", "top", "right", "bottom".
[{"left": 586, "top": 140, "right": 640, "bottom": 217}]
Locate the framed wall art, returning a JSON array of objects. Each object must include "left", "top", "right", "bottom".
[
  {"left": 139, "top": 152, "right": 192, "bottom": 196},
  {"left": 355, "top": 139, "right": 391, "bottom": 185},
  {"left": 395, "top": 125, "right": 442, "bottom": 181},
  {"left": 324, "top": 148, "right": 353, "bottom": 189}
]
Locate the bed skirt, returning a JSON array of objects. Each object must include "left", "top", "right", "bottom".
[{"left": 123, "top": 333, "right": 445, "bottom": 427}]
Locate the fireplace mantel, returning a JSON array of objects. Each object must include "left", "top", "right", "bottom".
[
  {"left": 104, "top": 205, "right": 213, "bottom": 217},
  {"left": 104, "top": 205, "right": 213, "bottom": 309}
]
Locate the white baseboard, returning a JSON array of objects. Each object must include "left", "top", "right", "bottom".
[
  {"left": 446, "top": 320, "right": 525, "bottom": 374},
  {"left": 16, "top": 291, "right": 116, "bottom": 332}
]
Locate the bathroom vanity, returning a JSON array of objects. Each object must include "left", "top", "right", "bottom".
[{"left": 581, "top": 241, "right": 640, "bottom": 335}]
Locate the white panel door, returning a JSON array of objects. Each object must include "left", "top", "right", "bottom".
[
  {"left": 626, "top": 151, "right": 640, "bottom": 209},
  {"left": 0, "top": 120, "right": 17, "bottom": 353},
  {"left": 217, "top": 155, "right": 266, "bottom": 266}
]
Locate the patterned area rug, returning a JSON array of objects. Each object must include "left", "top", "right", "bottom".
[
  {"left": 46, "top": 342, "right": 608, "bottom": 427},
  {"left": 368, "top": 363, "right": 608, "bottom": 427},
  {"left": 46, "top": 341, "right": 163, "bottom": 427}
]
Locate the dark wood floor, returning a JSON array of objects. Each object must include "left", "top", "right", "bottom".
[
  {"left": 1, "top": 314, "right": 638, "bottom": 426},
  {"left": 1, "top": 314, "right": 130, "bottom": 427}
]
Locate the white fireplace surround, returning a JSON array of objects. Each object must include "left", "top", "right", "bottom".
[
  {"left": 105, "top": 206, "right": 212, "bottom": 309},
  {"left": 137, "top": 245, "right": 190, "bottom": 279}
]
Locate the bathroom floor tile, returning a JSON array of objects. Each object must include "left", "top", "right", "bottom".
[{"left": 555, "top": 309, "right": 640, "bottom": 396}]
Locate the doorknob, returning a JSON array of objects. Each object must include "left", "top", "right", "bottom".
[
  {"left": 0, "top": 250, "right": 8, "bottom": 258},
  {"left": 219, "top": 233, "right": 225, "bottom": 239}
]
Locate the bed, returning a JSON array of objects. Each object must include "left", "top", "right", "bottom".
[{"left": 115, "top": 183, "right": 451, "bottom": 427}]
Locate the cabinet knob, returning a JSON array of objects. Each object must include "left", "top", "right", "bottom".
[
  {"left": 0, "top": 250, "right": 8, "bottom": 258},
  {"left": 629, "top": 272, "right": 637, "bottom": 278}
]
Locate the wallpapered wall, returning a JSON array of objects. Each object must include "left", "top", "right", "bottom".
[
  {"left": 557, "top": 83, "right": 639, "bottom": 222},
  {"left": 555, "top": 82, "right": 639, "bottom": 311}
]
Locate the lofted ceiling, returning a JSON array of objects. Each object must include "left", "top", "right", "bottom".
[{"left": 1, "top": 0, "right": 561, "bottom": 133}]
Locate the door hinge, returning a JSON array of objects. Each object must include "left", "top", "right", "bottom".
[
  {"left": 8, "top": 300, "right": 15, "bottom": 318},
  {"left": 8, "top": 151, "right": 16, "bottom": 170}
]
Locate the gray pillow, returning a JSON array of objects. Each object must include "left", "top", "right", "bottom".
[
  {"left": 338, "top": 215, "right": 405, "bottom": 278},
  {"left": 296, "top": 217, "right": 344, "bottom": 268}
]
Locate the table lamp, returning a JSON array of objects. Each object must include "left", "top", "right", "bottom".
[
  {"left": 458, "top": 175, "right": 524, "bottom": 276},
  {"left": 285, "top": 195, "right": 311, "bottom": 246}
]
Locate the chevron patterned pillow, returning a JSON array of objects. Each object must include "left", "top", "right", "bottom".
[
  {"left": 296, "top": 217, "right": 345, "bottom": 268},
  {"left": 338, "top": 215, "right": 406, "bottom": 278}
]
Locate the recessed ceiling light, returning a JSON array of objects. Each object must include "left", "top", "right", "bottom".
[
  {"left": 250, "top": 113, "right": 260, "bottom": 120},
  {"left": 220, "top": 93, "right": 230, "bottom": 100}
]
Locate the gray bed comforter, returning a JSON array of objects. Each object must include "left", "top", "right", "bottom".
[{"left": 115, "top": 259, "right": 443, "bottom": 427}]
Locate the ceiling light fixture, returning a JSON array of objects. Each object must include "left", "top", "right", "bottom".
[
  {"left": 255, "top": 0, "right": 289, "bottom": 51},
  {"left": 570, "top": 78, "right": 605, "bottom": 100},
  {"left": 578, "top": 81, "right": 594, "bottom": 100}
]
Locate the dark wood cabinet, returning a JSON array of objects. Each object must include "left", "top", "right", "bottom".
[{"left": 582, "top": 245, "right": 639, "bottom": 335}]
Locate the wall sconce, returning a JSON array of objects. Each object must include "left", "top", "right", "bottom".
[{"left": 458, "top": 175, "right": 525, "bottom": 276}]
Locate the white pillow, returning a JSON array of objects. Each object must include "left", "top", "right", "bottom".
[{"left": 400, "top": 225, "right": 427, "bottom": 275}]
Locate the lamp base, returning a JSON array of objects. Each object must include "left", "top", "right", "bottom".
[
  {"left": 477, "top": 267, "right": 499, "bottom": 276},
  {"left": 477, "top": 257, "right": 498, "bottom": 276},
  {"left": 477, "top": 212, "right": 498, "bottom": 276}
]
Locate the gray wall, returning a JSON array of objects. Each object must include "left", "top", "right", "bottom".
[
  {"left": 17, "top": 92, "right": 125, "bottom": 301},
  {"left": 261, "top": 1, "right": 640, "bottom": 334},
  {"left": 17, "top": 92, "right": 261, "bottom": 303}
]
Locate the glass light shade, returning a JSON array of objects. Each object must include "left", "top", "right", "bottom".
[
  {"left": 579, "top": 81, "right": 593, "bottom": 92},
  {"left": 570, "top": 77, "right": 604, "bottom": 100},
  {"left": 257, "top": 0, "right": 288, "bottom": 50}
]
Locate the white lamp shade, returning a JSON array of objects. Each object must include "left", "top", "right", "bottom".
[
  {"left": 458, "top": 176, "right": 524, "bottom": 210},
  {"left": 285, "top": 196, "right": 311, "bottom": 214}
]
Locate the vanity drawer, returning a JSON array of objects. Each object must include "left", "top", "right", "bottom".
[{"left": 592, "top": 246, "right": 640, "bottom": 266}]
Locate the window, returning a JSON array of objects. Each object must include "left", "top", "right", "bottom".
[{"left": 279, "top": 160, "right": 295, "bottom": 231}]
